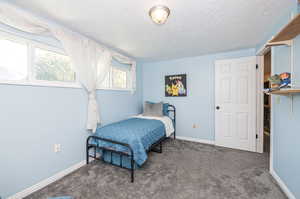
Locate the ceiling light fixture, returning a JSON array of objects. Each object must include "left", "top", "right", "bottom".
[{"left": 149, "top": 5, "right": 170, "bottom": 24}]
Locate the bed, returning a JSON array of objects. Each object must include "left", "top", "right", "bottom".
[{"left": 86, "top": 104, "right": 176, "bottom": 182}]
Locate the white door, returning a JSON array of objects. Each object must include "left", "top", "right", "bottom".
[{"left": 215, "top": 56, "right": 256, "bottom": 152}]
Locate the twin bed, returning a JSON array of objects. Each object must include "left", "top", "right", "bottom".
[{"left": 86, "top": 104, "right": 176, "bottom": 182}]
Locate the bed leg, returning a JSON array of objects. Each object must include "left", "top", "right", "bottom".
[
  {"left": 159, "top": 142, "right": 162, "bottom": 153},
  {"left": 94, "top": 146, "right": 97, "bottom": 160},
  {"left": 86, "top": 137, "right": 90, "bottom": 164},
  {"left": 86, "top": 146, "right": 89, "bottom": 165},
  {"left": 131, "top": 156, "right": 134, "bottom": 183}
]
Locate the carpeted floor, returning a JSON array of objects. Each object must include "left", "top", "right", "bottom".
[{"left": 25, "top": 139, "right": 286, "bottom": 199}]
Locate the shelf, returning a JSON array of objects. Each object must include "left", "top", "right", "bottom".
[
  {"left": 268, "top": 14, "right": 300, "bottom": 44},
  {"left": 267, "top": 89, "right": 300, "bottom": 95},
  {"left": 266, "top": 40, "right": 292, "bottom": 47}
]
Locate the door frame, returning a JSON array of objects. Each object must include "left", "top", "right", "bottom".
[
  {"left": 256, "top": 47, "right": 272, "bottom": 154},
  {"left": 256, "top": 55, "right": 264, "bottom": 153},
  {"left": 214, "top": 56, "right": 257, "bottom": 152},
  {"left": 214, "top": 54, "right": 270, "bottom": 153}
]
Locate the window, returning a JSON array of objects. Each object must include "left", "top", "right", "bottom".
[
  {"left": 98, "top": 66, "right": 130, "bottom": 90},
  {"left": 0, "top": 32, "right": 77, "bottom": 88},
  {"left": 112, "top": 67, "right": 127, "bottom": 89},
  {"left": 0, "top": 38, "right": 27, "bottom": 81},
  {"left": 0, "top": 31, "right": 133, "bottom": 90},
  {"left": 34, "top": 48, "right": 75, "bottom": 82}
]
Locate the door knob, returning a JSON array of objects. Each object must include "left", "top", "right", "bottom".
[{"left": 216, "top": 106, "right": 220, "bottom": 110}]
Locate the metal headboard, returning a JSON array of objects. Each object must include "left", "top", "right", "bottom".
[{"left": 167, "top": 104, "right": 176, "bottom": 139}]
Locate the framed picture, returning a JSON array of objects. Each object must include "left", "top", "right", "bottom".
[{"left": 165, "top": 74, "right": 187, "bottom": 97}]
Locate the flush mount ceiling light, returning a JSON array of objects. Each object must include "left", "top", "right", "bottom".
[{"left": 149, "top": 5, "right": 170, "bottom": 24}]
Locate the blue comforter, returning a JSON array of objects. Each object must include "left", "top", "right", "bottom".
[{"left": 91, "top": 118, "right": 166, "bottom": 167}]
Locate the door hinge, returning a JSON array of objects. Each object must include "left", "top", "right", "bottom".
[
  {"left": 256, "top": 64, "right": 258, "bottom": 69},
  {"left": 256, "top": 134, "right": 258, "bottom": 139}
]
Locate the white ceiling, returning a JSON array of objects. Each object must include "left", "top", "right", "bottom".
[{"left": 4, "top": 0, "right": 295, "bottom": 61}]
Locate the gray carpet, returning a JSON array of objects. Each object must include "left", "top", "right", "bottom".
[{"left": 25, "top": 139, "right": 286, "bottom": 199}]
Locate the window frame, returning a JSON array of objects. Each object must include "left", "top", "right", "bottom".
[
  {"left": 0, "top": 31, "right": 133, "bottom": 91},
  {"left": 97, "top": 65, "right": 131, "bottom": 91},
  {"left": 112, "top": 65, "right": 130, "bottom": 89},
  {"left": 0, "top": 31, "right": 81, "bottom": 89},
  {"left": 32, "top": 43, "right": 77, "bottom": 86}
]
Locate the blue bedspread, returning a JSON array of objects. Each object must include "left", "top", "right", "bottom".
[{"left": 91, "top": 118, "right": 166, "bottom": 167}]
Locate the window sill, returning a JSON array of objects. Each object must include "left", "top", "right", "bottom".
[
  {"left": 97, "top": 87, "right": 133, "bottom": 92},
  {"left": 0, "top": 80, "right": 133, "bottom": 92},
  {"left": 0, "top": 80, "right": 81, "bottom": 89}
]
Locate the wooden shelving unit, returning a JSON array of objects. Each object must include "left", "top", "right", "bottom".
[
  {"left": 262, "top": 9, "right": 300, "bottom": 113},
  {"left": 268, "top": 14, "right": 300, "bottom": 44},
  {"left": 267, "top": 89, "right": 300, "bottom": 95}
]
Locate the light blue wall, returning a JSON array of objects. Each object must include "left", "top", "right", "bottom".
[
  {"left": 142, "top": 48, "right": 255, "bottom": 141},
  {"left": 0, "top": 66, "right": 142, "bottom": 198},
  {"left": 0, "top": 16, "right": 143, "bottom": 198},
  {"left": 256, "top": 2, "right": 298, "bottom": 53},
  {"left": 1, "top": 2, "right": 299, "bottom": 198},
  {"left": 271, "top": 35, "right": 300, "bottom": 198},
  {"left": 255, "top": 2, "right": 300, "bottom": 197}
]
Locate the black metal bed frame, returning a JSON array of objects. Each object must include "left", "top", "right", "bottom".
[{"left": 86, "top": 104, "right": 176, "bottom": 182}]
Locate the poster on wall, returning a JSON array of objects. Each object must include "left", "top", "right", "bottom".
[{"left": 165, "top": 74, "right": 187, "bottom": 97}]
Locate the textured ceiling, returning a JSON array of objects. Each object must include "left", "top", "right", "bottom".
[{"left": 4, "top": 0, "right": 296, "bottom": 61}]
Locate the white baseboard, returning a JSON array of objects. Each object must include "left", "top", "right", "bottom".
[
  {"left": 270, "top": 168, "right": 296, "bottom": 199},
  {"left": 8, "top": 160, "right": 86, "bottom": 199},
  {"left": 176, "top": 136, "right": 215, "bottom": 145}
]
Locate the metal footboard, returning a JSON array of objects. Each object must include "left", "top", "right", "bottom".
[
  {"left": 86, "top": 135, "right": 166, "bottom": 183},
  {"left": 167, "top": 104, "right": 176, "bottom": 139},
  {"left": 86, "top": 104, "right": 176, "bottom": 183},
  {"left": 86, "top": 136, "right": 135, "bottom": 182}
]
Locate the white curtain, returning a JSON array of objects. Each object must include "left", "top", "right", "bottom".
[
  {"left": 0, "top": 3, "right": 49, "bottom": 34},
  {"left": 0, "top": 2, "right": 117, "bottom": 132},
  {"left": 53, "top": 29, "right": 112, "bottom": 132}
]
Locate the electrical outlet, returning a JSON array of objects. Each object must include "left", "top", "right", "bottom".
[{"left": 54, "top": 144, "right": 61, "bottom": 153}]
